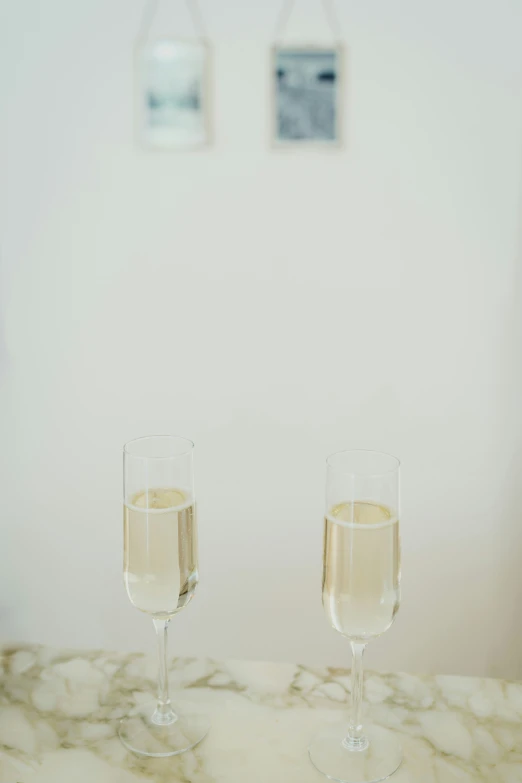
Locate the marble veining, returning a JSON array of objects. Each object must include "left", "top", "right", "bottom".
[{"left": 0, "top": 644, "right": 520, "bottom": 782}]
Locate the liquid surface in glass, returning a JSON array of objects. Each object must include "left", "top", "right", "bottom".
[
  {"left": 124, "top": 488, "right": 198, "bottom": 619},
  {"left": 323, "top": 501, "right": 400, "bottom": 641}
]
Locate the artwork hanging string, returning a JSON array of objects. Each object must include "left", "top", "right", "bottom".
[
  {"left": 137, "top": 0, "right": 207, "bottom": 42},
  {"left": 273, "top": 0, "right": 343, "bottom": 44}
]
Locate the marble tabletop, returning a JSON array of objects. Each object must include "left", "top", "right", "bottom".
[{"left": 0, "top": 644, "right": 520, "bottom": 783}]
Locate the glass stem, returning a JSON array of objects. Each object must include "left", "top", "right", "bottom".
[
  {"left": 151, "top": 618, "right": 177, "bottom": 726},
  {"left": 344, "top": 642, "right": 369, "bottom": 752}
]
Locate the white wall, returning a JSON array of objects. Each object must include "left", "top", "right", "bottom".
[{"left": 1, "top": 0, "right": 522, "bottom": 678}]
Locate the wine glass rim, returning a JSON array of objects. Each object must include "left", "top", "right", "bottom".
[
  {"left": 123, "top": 435, "right": 195, "bottom": 459},
  {"left": 326, "top": 449, "right": 400, "bottom": 475}
]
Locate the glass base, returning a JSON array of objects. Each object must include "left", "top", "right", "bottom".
[
  {"left": 119, "top": 702, "right": 210, "bottom": 758},
  {"left": 309, "top": 723, "right": 402, "bottom": 783}
]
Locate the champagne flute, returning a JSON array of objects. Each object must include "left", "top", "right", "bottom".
[
  {"left": 119, "top": 435, "right": 210, "bottom": 757},
  {"left": 309, "top": 450, "right": 402, "bottom": 783}
]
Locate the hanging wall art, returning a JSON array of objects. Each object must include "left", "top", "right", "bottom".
[
  {"left": 135, "top": 0, "right": 212, "bottom": 150},
  {"left": 271, "top": 0, "right": 345, "bottom": 148}
]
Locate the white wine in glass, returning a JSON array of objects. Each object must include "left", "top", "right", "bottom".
[
  {"left": 309, "top": 451, "right": 402, "bottom": 783},
  {"left": 323, "top": 501, "right": 400, "bottom": 641},
  {"left": 124, "top": 488, "right": 197, "bottom": 617},
  {"left": 119, "top": 437, "right": 209, "bottom": 757}
]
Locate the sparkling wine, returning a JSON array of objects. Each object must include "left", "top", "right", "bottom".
[
  {"left": 323, "top": 501, "right": 400, "bottom": 641},
  {"left": 124, "top": 488, "right": 198, "bottom": 618}
]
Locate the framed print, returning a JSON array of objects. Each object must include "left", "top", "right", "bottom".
[
  {"left": 272, "top": 45, "right": 344, "bottom": 148},
  {"left": 136, "top": 39, "right": 211, "bottom": 150}
]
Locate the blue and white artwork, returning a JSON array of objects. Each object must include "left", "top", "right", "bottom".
[
  {"left": 274, "top": 47, "right": 342, "bottom": 146},
  {"left": 137, "top": 40, "right": 210, "bottom": 150}
]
